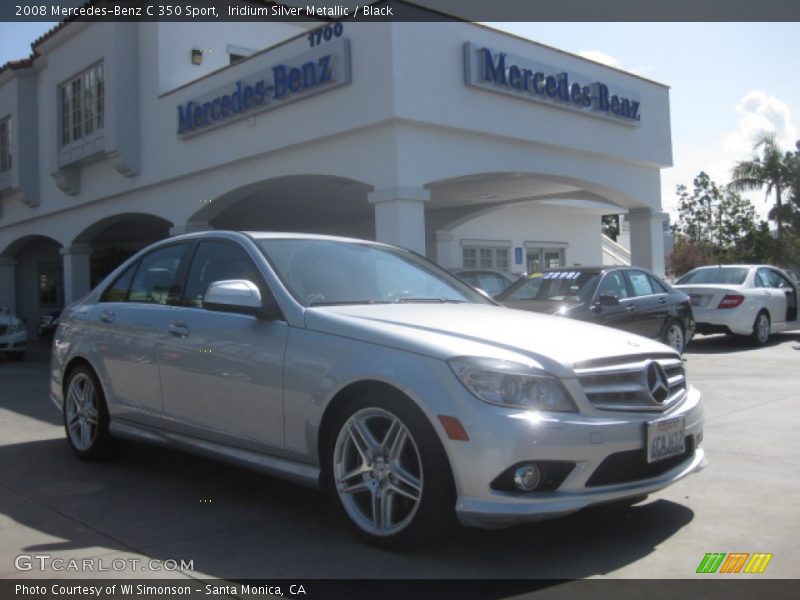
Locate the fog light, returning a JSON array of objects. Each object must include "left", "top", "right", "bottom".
[{"left": 513, "top": 464, "right": 541, "bottom": 491}]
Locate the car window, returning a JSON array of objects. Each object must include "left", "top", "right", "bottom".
[
  {"left": 474, "top": 274, "right": 508, "bottom": 296},
  {"left": 100, "top": 262, "right": 138, "bottom": 302},
  {"left": 676, "top": 267, "right": 749, "bottom": 285},
  {"left": 127, "top": 244, "right": 188, "bottom": 305},
  {"left": 649, "top": 275, "right": 668, "bottom": 294},
  {"left": 596, "top": 271, "right": 629, "bottom": 300},
  {"left": 757, "top": 268, "right": 778, "bottom": 288},
  {"left": 626, "top": 270, "right": 655, "bottom": 296},
  {"left": 769, "top": 270, "right": 793, "bottom": 289},
  {"left": 183, "top": 241, "right": 263, "bottom": 309},
  {"left": 504, "top": 271, "right": 599, "bottom": 302}
]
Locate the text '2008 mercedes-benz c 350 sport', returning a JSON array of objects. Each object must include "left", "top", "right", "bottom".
[{"left": 50, "top": 231, "right": 705, "bottom": 547}]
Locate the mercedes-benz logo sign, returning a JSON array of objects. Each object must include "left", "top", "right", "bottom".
[{"left": 645, "top": 360, "right": 670, "bottom": 403}]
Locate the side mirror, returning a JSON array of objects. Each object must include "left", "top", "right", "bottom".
[
  {"left": 597, "top": 294, "right": 620, "bottom": 307},
  {"left": 204, "top": 280, "right": 279, "bottom": 319}
]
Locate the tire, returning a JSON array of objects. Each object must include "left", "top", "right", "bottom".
[
  {"left": 750, "top": 311, "right": 770, "bottom": 346},
  {"left": 325, "top": 390, "right": 455, "bottom": 549},
  {"left": 661, "top": 320, "right": 685, "bottom": 353},
  {"left": 63, "top": 365, "right": 124, "bottom": 460}
]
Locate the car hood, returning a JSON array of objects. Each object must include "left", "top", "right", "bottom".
[{"left": 303, "top": 303, "right": 673, "bottom": 376}]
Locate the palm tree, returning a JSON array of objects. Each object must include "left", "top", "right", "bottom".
[{"left": 729, "top": 133, "right": 792, "bottom": 240}]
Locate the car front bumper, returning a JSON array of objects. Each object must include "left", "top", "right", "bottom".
[
  {"left": 0, "top": 331, "right": 27, "bottom": 353},
  {"left": 418, "top": 372, "right": 705, "bottom": 529}
]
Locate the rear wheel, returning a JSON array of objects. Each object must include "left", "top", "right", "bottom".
[
  {"left": 750, "top": 311, "right": 770, "bottom": 346},
  {"left": 64, "top": 366, "right": 123, "bottom": 460},
  {"left": 662, "top": 320, "right": 685, "bottom": 353},
  {"left": 326, "top": 391, "right": 455, "bottom": 548}
]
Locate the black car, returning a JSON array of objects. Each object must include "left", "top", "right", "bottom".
[{"left": 495, "top": 266, "right": 695, "bottom": 352}]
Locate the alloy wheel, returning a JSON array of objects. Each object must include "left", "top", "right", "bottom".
[
  {"left": 65, "top": 373, "right": 100, "bottom": 451},
  {"left": 332, "top": 407, "right": 423, "bottom": 537},
  {"left": 665, "top": 323, "right": 685, "bottom": 353}
]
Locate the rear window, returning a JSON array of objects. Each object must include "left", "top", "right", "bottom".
[{"left": 676, "top": 268, "right": 748, "bottom": 285}]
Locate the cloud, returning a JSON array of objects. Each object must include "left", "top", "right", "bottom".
[
  {"left": 578, "top": 50, "right": 652, "bottom": 78},
  {"left": 722, "top": 91, "right": 797, "bottom": 159},
  {"left": 578, "top": 50, "right": 621, "bottom": 68}
]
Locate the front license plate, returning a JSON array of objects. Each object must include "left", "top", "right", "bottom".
[{"left": 646, "top": 416, "right": 686, "bottom": 463}]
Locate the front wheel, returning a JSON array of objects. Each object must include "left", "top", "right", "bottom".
[
  {"left": 662, "top": 320, "right": 685, "bottom": 353},
  {"left": 63, "top": 366, "right": 122, "bottom": 460},
  {"left": 750, "top": 312, "right": 770, "bottom": 346},
  {"left": 327, "top": 392, "right": 454, "bottom": 548}
]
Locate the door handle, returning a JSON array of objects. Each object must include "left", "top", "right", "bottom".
[
  {"left": 658, "top": 297, "right": 667, "bottom": 305},
  {"left": 100, "top": 310, "right": 115, "bottom": 323},
  {"left": 626, "top": 305, "right": 636, "bottom": 312},
  {"left": 168, "top": 322, "right": 190, "bottom": 338}
]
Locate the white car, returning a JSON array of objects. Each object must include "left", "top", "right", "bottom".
[
  {"left": 674, "top": 265, "right": 799, "bottom": 345},
  {"left": 0, "top": 307, "right": 27, "bottom": 360}
]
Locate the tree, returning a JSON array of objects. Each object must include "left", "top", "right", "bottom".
[
  {"left": 673, "top": 171, "right": 756, "bottom": 257},
  {"left": 729, "top": 133, "right": 793, "bottom": 240}
]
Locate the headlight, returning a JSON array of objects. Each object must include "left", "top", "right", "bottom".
[
  {"left": 7, "top": 322, "right": 19, "bottom": 334},
  {"left": 449, "top": 357, "right": 576, "bottom": 412}
]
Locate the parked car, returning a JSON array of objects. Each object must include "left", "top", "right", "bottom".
[
  {"left": 674, "top": 264, "right": 799, "bottom": 345},
  {"left": 52, "top": 232, "right": 705, "bottom": 547},
  {"left": 37, "top": 309, "right": 63, "bottom": 339},
  {"left": 0, "top": 307, "right": 27, "bottom": 361},
  {"left": 451, "top": 269, "right": 515, "bottom": 297},
  {"left": 495, "top": 266, "right": 695, "bottom": 353}
]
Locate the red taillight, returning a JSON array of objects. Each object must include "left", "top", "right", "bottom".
[{"left": 718, "top": 294, "right": 745, "bottom": 309}]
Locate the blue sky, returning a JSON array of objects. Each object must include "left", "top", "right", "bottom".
[{"left": 2, "top": 21, "right": 799, "bottom": 220}]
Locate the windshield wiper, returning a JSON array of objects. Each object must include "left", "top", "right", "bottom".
[
  {"left": 395, "top": 297, "right": 468, "bottom": 304},
  {"left": 308, "top": 300, "right": 391, "bottom": 307}
]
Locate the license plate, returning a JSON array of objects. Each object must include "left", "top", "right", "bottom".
[
  {"left": 689, "top": 294, "right": 708, "bottom": 307},
  {"left": 645, "top": 416, "right": 686, "bottom": 463}
]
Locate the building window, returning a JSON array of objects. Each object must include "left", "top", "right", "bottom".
[
  {"left": 462, "top": 246, "right": 511, "bottom": 272},
  {"left": 0, "top": 116, "right": 11, "bottom": 173},
  {"left": 59, "top": 62, "right": 104, "bottom": 147},
  {"left": 526, "top": 247, "right": 566, "bottom": 272},
  {"left": 39, "top": 261, "right": 64, "bottom": 306}
]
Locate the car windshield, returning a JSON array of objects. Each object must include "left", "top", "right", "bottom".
[
  {"left": 255, "top": 238, "right": 491, "bottom": 306},
  {"left": 499, "top": 271, "right": 599, "bottom": 302},
  {"left": 676, "top": 267, "right": 749, "bottom": 285}
]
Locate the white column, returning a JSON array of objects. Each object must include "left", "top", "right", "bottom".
[
  {"left": 628, "top": 209, "right": 667, "bottom": 277},
  {"left": 0, "top": 257, "right": 17, "bottom": 314},
  {"left": 368, "top": 187, "right": 430, "bottom": 254},
  {"left": 61, "top": 245, "right": 92, "bottom": 304},
  {"left": 169, "top": 222, "right": 212, "bottom": 237}
]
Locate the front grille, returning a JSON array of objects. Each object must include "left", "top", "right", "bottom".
[
  {"left": 586, "top": 436, "right": 695, "bottom": 487},
  {"left": 575, "top": 355, "right": 687, "bottom": 412}
]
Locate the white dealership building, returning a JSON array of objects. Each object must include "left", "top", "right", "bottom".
[{"left": 0, "top": 12, "right": 673, "bottom": 334}]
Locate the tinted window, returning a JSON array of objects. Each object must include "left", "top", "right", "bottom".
[
  {"left": 183, "top": 241, "right": 262, "bottom": 308},
  {"left": 596, "top": 271, "right": 629, "bottom": 300},
  {"left": 504, "top": 271, "right": 599, "bottom": 302},
  {"left": 768, "top": 269, "right": 792, "bottom": 289},
  {"left": 127, "top": 244, "right": 187, "bottom": 305},
  {"left": 100, "top": 262, "right": 137, "bottom": 302},
  {"left": 676, "top": 268, "right": 748, "bottom": 285},
  {"left": 649, "top": 275, "right": 668, "bottom": 294},
  {"left": 627, "top": 270, "right": 655, "bottom": 296}
]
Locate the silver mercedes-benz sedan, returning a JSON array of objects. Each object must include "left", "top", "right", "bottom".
[{"left": 51, "top": 231, "right": 705, "bottom": 547}]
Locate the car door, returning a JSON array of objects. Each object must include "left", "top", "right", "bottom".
[
  {"left": 590, "top": 270, "right": 638, "bottom": 334},
  {"left": 158, "top": 239, "right": 288, "bottom": 453},
  {"left": 756, "top": 268, "right": 787, "bottom": 327},
  {"left": 89, "top": 242, "right": 191, "bottom": 426},
  {"left": 768, "top": 268, "right": 797, "bottom": 326},
  {"left": 621, "top": 269, "right": 669, "bottom": 339}
]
